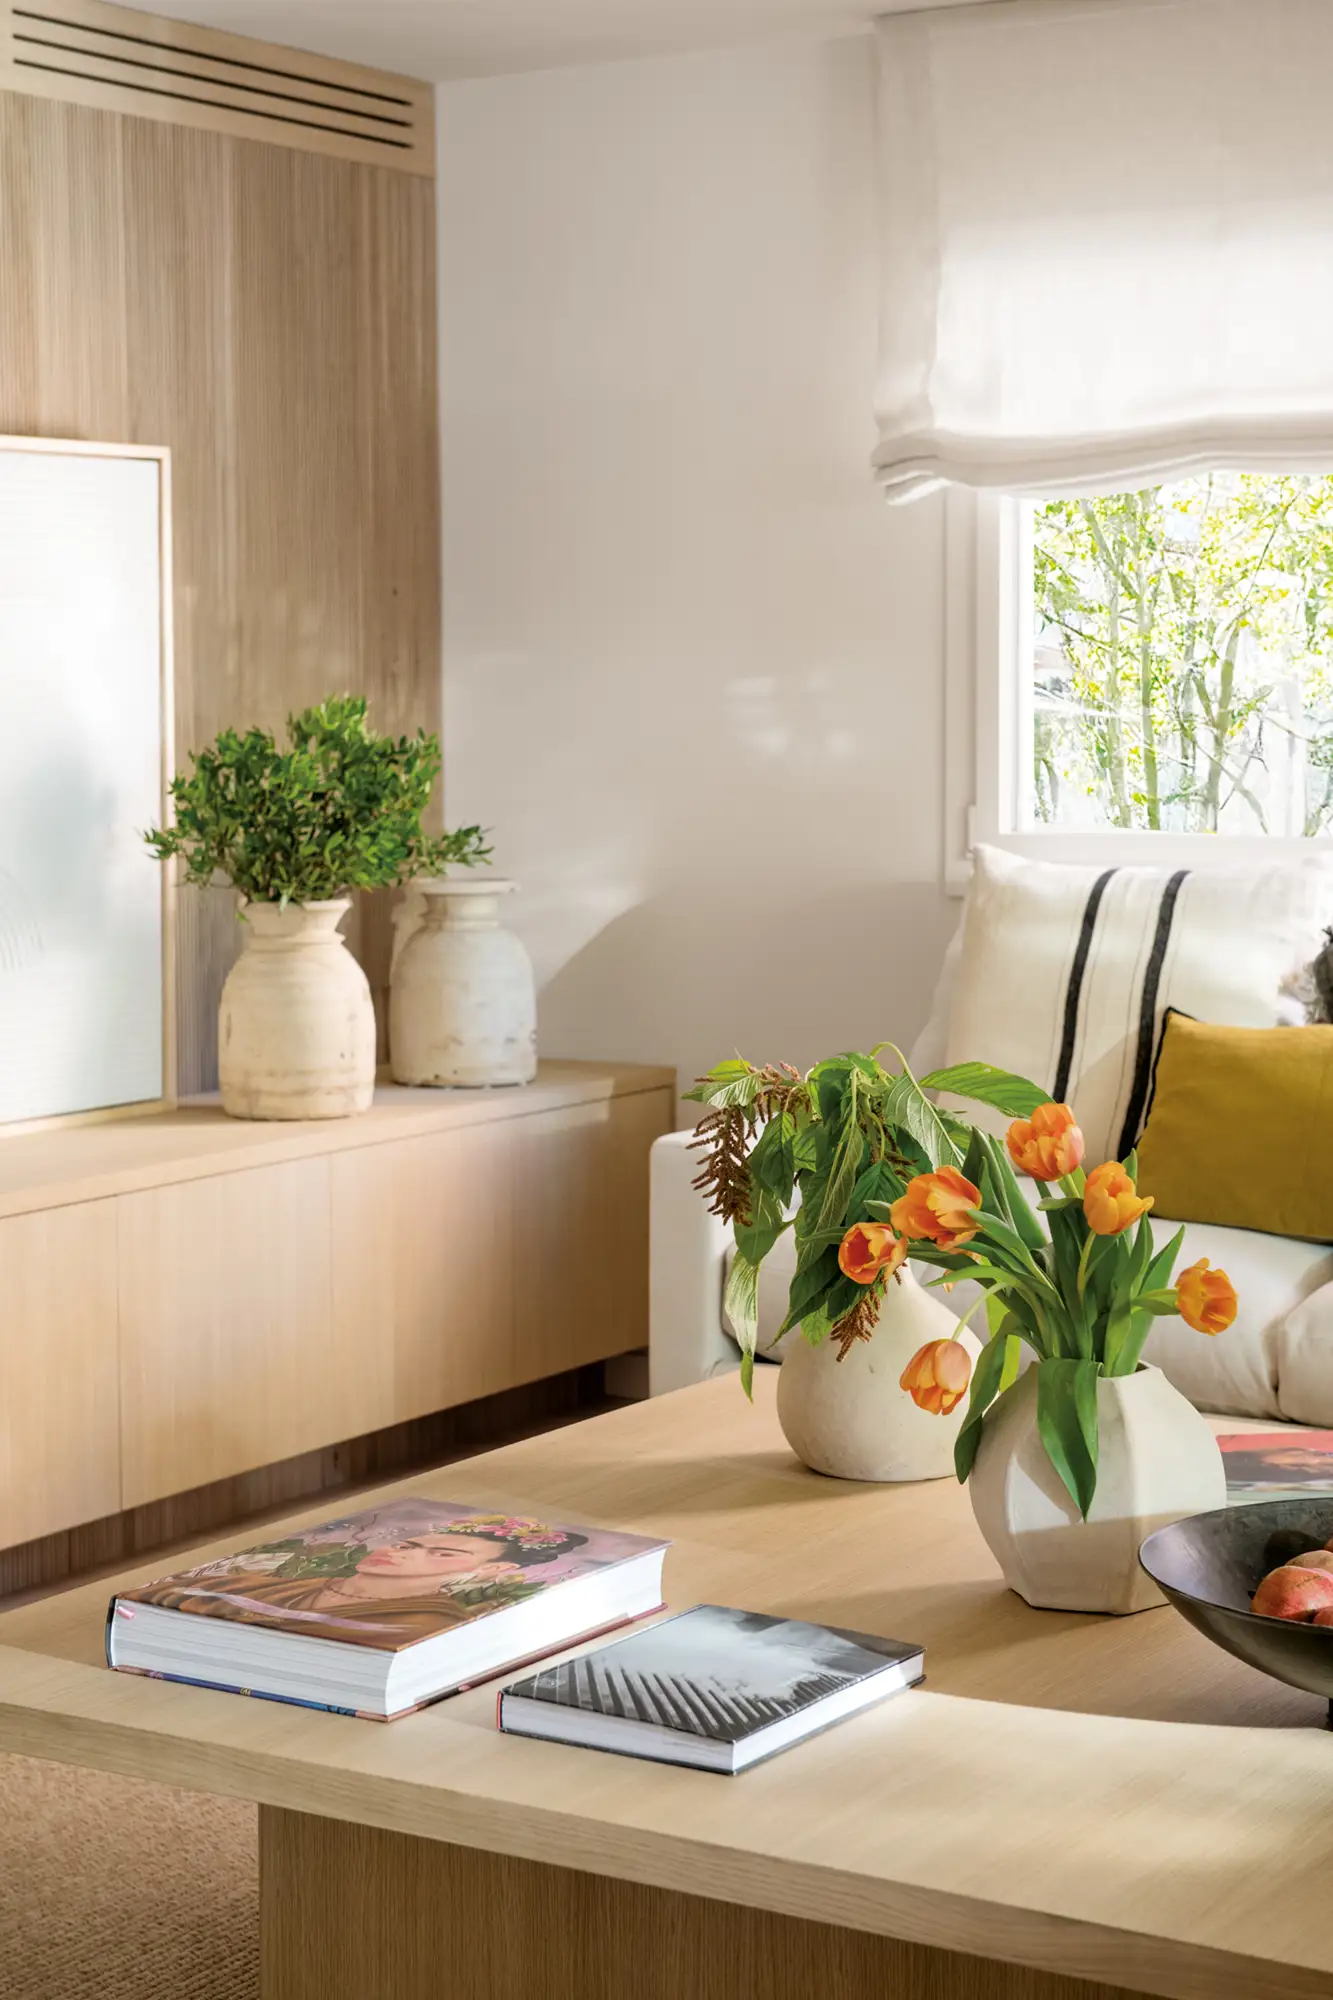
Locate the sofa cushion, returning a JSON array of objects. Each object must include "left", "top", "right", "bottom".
[
  {"left": 1268, "top": 1281, "right": 1333, "bottom": 1427},
  {"left": 940, "top": 844, "right": 1333, "bottom": 1162},
  {"left": 1137, "top": 1011, "right": 1333, "bottom": 1241},
  {"left": 1140, "top": 1221, "right": 1333, "bottom": 1419}
]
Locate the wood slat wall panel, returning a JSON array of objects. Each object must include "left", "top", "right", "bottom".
[{"left": 0, "top": 83, "right": 441, "bottom": 1090}]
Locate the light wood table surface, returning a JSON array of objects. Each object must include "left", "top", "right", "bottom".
[{"left": 0, "top": 1377, "right": 1329, "bottom": 2000}]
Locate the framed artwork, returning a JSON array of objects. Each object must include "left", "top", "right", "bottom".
[{"left": 0, "top": 436, "right": 174, "bottom": 1127}]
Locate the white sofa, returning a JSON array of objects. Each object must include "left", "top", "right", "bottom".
[{"left": 649, "top": 1129, "right": 1333, "bottom": 1424}]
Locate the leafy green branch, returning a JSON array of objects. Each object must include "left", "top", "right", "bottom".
[{"left": 146, "top": 695, "right": 491, "bottom": 905}]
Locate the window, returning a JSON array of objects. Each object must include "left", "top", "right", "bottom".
[
  {"left": 952, "top": 479, "right": 1333, "bottom": 887},
  {"left": 1032, "top": 474, "right": 1333, "bottom": 838}
]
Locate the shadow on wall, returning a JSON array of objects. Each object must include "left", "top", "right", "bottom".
[{"left": 535, "top": 877, "right": 958, "bottom": 1119}]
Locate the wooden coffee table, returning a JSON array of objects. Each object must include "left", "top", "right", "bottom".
[{"left": 0, "top": 1376, "right": 1329, "bottom": 2000}]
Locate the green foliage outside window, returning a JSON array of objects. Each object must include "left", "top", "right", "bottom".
[
  {"left": 1033, "top": 473, "right": 1333, "bottom": 835},
  {"left": 145, "top": 694, "right": 491, "bottom": 904}
]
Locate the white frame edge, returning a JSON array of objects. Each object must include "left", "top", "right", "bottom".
[{"left": 0, "top": 433, "right": 176, "bottom": 1132}]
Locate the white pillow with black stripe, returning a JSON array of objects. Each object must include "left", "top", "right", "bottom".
[{"left": 941, "top": 844, "right": 1333, "bottom": 1165}]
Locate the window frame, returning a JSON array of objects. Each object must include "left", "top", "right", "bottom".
[{"left": 947, "top": 485, "right": 1333, "bottom": 894}]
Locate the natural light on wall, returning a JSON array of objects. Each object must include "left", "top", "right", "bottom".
[{"left": 1030, "top": 475, "right": 1333, "bottom": 838}]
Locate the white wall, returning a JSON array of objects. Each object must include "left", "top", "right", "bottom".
[{"left": 438, "top": 35, "right": 955, "bottom": 1116}]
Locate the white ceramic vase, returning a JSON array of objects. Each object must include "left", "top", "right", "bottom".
[
  {"left": 968, "top": 1364, "right": 1226, "bottom": 1615},
  {"left": 390, "top": 877, "right": 537, "bottom": 1088},
  {"left": 219, "top": 898, "right": 375, "bottom": 1121},
  {"left": 776, "top": 1269, "right": 980, "bottom": 1483}
]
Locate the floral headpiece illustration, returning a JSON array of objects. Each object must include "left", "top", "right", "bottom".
[{"left": 443, "top": 1515, "right": 571, "bottom": 1551}]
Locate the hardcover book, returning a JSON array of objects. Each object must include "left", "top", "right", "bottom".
[
  {"left": 1220, "top": 1430, "right": 1333, "bottom": 1500},
  {"left": 498, "top": 1604, "right": 925, "bottom": 1773},
  {"left": 107, "top": 1498, "right": 668, "bottom": 1720}
]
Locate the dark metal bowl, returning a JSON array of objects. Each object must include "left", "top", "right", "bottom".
[{"left": 1140, "top": 1500, "right": 1333, "bottom": 1706}]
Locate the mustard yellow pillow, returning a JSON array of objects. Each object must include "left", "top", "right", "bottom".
[{"left": 1136, "top": 1013, "right": 1333, "bottom": 1241}]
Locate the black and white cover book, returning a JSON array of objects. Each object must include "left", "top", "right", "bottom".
[{"left": 497, "top": 1605, "right": 924, "bottom": 1772}]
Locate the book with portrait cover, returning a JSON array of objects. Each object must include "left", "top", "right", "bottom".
[
  {"left": 1220, "top": 1431, "right": 1333, "bottom": 1501},
  {"left": 498, "top": 1604, "right": 925, "bottom": 1773},
  {"left": 106, "top": 1498, "right": 668, "bottom": 1720}
]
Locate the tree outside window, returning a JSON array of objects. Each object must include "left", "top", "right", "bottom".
[{"left": 1031, "top": 473, "right": 1333, "bottom": 836}]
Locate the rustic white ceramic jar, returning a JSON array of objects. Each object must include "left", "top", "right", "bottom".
[
  {"left": 219, "top": 898, "right": 375, "bottom": 1121},
  {"left": 776, "top": 1269, "right": 980, "bottom": 1483},
  {"left": 389, "top": 877, "right": 537, "bottom": 1088},
  {"left": 968, "top": 1364, "right": 1225, "bottom": 1615}
]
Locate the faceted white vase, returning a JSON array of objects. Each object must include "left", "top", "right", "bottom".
[
  {"left": 776, "top": 1269, "right": 980, "bottom": 1483},
  {"left": 969, "top": 1364, "right": 1226, "bottom": 1615},
  {"left": 219, "top": 898, "right": 375, "bottom": 1122},
  {"left": 390, "top": 877, "right": 537, "bottom": 1088}
]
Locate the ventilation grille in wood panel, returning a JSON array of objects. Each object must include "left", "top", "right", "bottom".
[{"left": 0, "top": 0, "right": 434, "bottom": 173}]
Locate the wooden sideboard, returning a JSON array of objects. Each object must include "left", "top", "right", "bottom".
[{"left": 0, "top": 1061, "right": 673, "bottom": 1552}]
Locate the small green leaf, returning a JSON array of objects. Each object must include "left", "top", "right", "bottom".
[
  {"left": 734, "top": 1206, "right": 790, "bottom": 1268},
  {"left": 920, "top": 1063, "right": 1048, "bottom": 1118},
  {"left": 1036, "top": 1358, "right": 1100, "bottom": 1518},
  {"left": 997, "top": 1332, "right": 1023, "bottom": 1392},
  {"left": 723, "top": 1254, "right": 760, "bottom": 1363},
  {"left": 776, "top": 1245, "right": 841, "bottom": 1337},
  {"left": 980, "top": 1134, "right": 1048, "bottom": 1253},
  {"left": 1143, "top": 1224, "right": 1186, "bottom": 1293},
  {"left": 846, "top": 1157, "right": 904, "bottom": 1220},
  {"left": 954, "top": 1325, "right": 1019, "bottom": 1481},
  {"left": 683, "top": 1058, "right": 753, "bottom": 1104},
  {"left": 816, "top": 1077, "right": 865, "bottom": 1229},
  {"left": 699, "top": 1069, "right": 769, "bottom": 1111},
  {"left": 881, "top": 1072, "right": 958, "bottom": 1170},
  {"left": 748, "top": 1112, "right": 797, "bottom": 1204}
]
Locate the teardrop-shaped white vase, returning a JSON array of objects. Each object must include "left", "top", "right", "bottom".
[{"left": 776, "top": 1269, "right": 979, "bottom": 1482}]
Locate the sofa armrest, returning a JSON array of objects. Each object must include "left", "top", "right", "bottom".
[{"left": 649, "top": 1131, "right": 739, "bottom": 1395}]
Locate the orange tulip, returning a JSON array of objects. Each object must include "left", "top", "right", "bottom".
[
  {"left": 1082, "top": 1161, "right": 1153, "bottom": 1237},
  {"left": 900, "top": 1338, "right": 973, "bottom": 1415},
  {"left": 838, "top": 1221, "right": 907, "bottom": 1286},
  {"left": 1006, "top": 1101, "right": 1084, "bottom": 1181},
  {"left": 1175, "top": 1259, "right": 1237, "bottom": 1336},
  {"left": 890, "top": 1167, "right": 982, "bottom": 1251}
]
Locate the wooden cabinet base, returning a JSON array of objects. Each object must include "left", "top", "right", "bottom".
[
  {"left": 0, "top": 1061, "right": 671, "bottom": 1558},
  {"left": 258, "top": 1808, "right": 1141, "bottom": 2000}
]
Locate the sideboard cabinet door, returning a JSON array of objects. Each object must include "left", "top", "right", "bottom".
[
  {"left": 330, "top": 1122, "right": 516, "bottom": 1421},
  {"left": 0, "top": 1201, "right": 120, "bottom": 1543},
  {"left": 117, "top": 1158, "right": 381, "bottom": 1508},
  {"left": 331, "top": 1085, "right": 673, "bottom": 1429}
]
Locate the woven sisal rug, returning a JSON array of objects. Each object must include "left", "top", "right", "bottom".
[{"left": 0, "top": 1753, "right": 258, "bottom": 1998}]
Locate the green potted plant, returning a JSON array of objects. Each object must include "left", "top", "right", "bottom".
[
  {"left": 146, "top": 696, "right": 489, "bottom": 1120},
  {"left": 689, "top": 1049, "right": 1237, "bottom": 1612}
]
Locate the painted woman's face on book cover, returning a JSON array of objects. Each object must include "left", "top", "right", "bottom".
[{"left": 354, "top": 1534, "right": 515, "bottom": 1585}]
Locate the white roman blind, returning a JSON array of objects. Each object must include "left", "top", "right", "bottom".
[{"left": 873, "top": 0, "right": 1333, "bottom": 503}]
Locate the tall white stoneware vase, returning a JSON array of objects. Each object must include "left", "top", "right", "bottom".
[
  {"left": 776, "top": 1268, "right": 979, "bottom": 1483},
  {"left": 968, "top": 1364, "right": 1225, "bottom": 1615},
  {"left": 390, "top": 877, "right": 537, "bottom": 1088},
  {"left": 219, "top": 898, "right": 375, "bottom": 1121}
]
